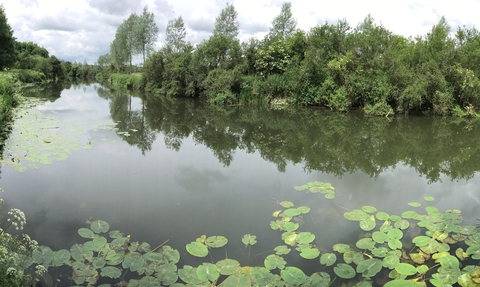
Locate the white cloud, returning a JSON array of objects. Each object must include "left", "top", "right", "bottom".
[{"left": 0, "top": 0, "right": 479, "bottom": 63}]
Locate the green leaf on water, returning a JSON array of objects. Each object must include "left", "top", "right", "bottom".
[
  {"left": 388, "top": 229, "right": 403, "bottom": 240},
  {"left": 424, "top": 196, "right": 435, "bottom": 202},
  {"left": 84, "top": 236, "right": 107, "bottom": 251},
  {"left": 297, "top": 206, "right": 311, "bottom": 214},
  {"left": 401, "top": 211, "right": 418, "bottom": 219},
  {"left": 360, "top": 215, "right": 376, "bottom": 231},
  {"left": 162, "top": 246, "right": 180, "bottom": 263},
  {"left": 274, "top": 245, "right": 291, "bottom": 255},
  {"left": 395, "top": 263, "right": 417, "bottom": 276},
  {"left": 216, "top": 259, "right": 241, "bottom": 275},
  {"left": 362, "top": 206, "right": 377, "bottom": 213},
  {"left": 279, "top": 201, "right": 294, "bottom": 208},
  {"left": 408, "top": 202, "right": 422, "bottom": 207},
  {"left": 376, "top": 211, "right": 390, "bottom": 221},
  {"left": 53, "top": 249, "right": 70, "bottom": 265},
  {"left": 250, "top": 267, "right": 276, "bottom": 286},
  {"left": 196, "top": 263, "right": 219, "bottom": 282},
  {"left": 284, "top": 208, "right": 302, "bottom": 217},
  {"left": 394, "top": 220, "right": 410, "bottom": 230},
  {"left": 412, "top": 236, "right": 432, "bottom": 247},
  {"left": 356, "top": 258, "right": 383, "bottom": 278},
  {"left": 100, "top": 266, "right": 121, "bottom": 279},
  {"left": 296, "top": 232, "right": 315, "bottom": 244},
  {"left": 344, "top": 209, "right": 369, "bottom": 221},
  {"left": 122, "top": 252, "right": 144, "bottom": 272},
  {"left": 388, "top": 239, "right": 403, "bottom": 250},
  {"left": 32, "top": 246, "right": 54, "bottom": 265},
  {"left": 78, "top": 228, "right": 95, "bottom": 239},
  {"left": 178, "top": 265, "right": 203, "bottom": 285},
  {"left": 221, "top": 272, "right": 251, "bottom": 287},
  {"left": 320, "top": 253, "right": 337, "bottom": 266},
  {"left": 356, "top": 238, "right": 376, "bottom": 250},
  {"left": 90, "top": 220, "right": 109, "bottom": 234},
  {"left": 205, "top": 236, "right": 228, "bottom": 248},
  {"left": 372, "top": 231, "right": 389, "bottom": 244},
  {"left": 299, "top": 247, "right": 320, "bottom": 259},
  {"left": 332, "top": 244, "right": 351, "bottom": 253},
  {"left": 371, "top": 247, "right": 388, "bottom": 257},
  {"left": 384, "top": 280, "right": 414, "bottom": 287},
  {"left": 333, "top": 263, "right": 356, "bottom": 279},
  {"left": 264, "top": 254, "right": 286, "bottom": 270},
  {"left": 281, "top": 266, "right": 307, "bottom": 285},
  {"left": 242, "top": 234, "right": 257, "bottom": 246},
  {"left": 283, "top": 221, "right": 299, "bottom": 232},
  {"left": 186, "top": 242, "right": 208, "bottom": 257}
]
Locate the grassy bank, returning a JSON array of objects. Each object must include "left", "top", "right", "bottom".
[{"left": 109, "top": 73, "right": 144, "bottom": 90}]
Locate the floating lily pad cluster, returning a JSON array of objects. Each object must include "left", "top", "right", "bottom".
[
  {"left": 27, "top": 182, "right": 480, "bottom": 287},
  {"left": 294, "top": 181, "right": 335, "bottom": 199},
  {"left": 1, "top": 98, "right": 139, "bottom": 172},
  {"left": 270, "top": 201, "right": 320, "bottom": 260}
]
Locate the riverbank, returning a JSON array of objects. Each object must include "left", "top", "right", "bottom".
[{"left": 0, "top": 73, "right": 19, "bottom": 146}]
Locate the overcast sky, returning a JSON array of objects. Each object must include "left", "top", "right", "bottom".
[{"left": 1, "top": 0, "right": 479, "bottom": 64}]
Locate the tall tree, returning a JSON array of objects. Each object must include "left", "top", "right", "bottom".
[
  {"left": 115, "top": 13, "right": 140, "bottom": 73},
  {"left": 165, "top": 16, "right": 186, "bottom": 53},
  {"left": 0, "top": 4, "right": 16, "bottom": 69},
  {"left": 213, "top": 3, "right": 239, "bottom": 39},
  {"left": 136, "top": 6, "right": 159, "bottom": 64},
  {"left": 270, "top": 2, "right": 297, "bottom": 40}
]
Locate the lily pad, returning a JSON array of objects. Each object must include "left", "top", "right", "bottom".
[
  {"left": 356, "top": 258, "right": 383, "bottom": 278},
  {"left": 424, "top": 196, "right": 435, "bottom": 202},
  {"left": 408, "top": 202, "right": 422, "bottom": 208},
  {"left": 320, "top": 253, "right": 337, "bottom": 266},
  {"left": 299, "top": 247, "right": 320, "bottom": 259},
  {"left": 356, "top": 238, "right": 376, "bottom": 250},
  {"left": 53, "top": 249, "right": 71, "bottom": 265},
  {"left": 264, "top": 254, "right": 286, "bottom": 270},
  {"left": 362, "top": 206, "right": 377, "bottom": 213},
  {"left": 279, "top": 201, "right": 294, "bottom": 208},
  {"left": 122, "top": 252, "right": 144, "bottom": 272},
  {"left": 206, "top": 236, "right": 228, "bottom": 248},
  {"left": 395, "top": 263, "right": 417, "bottom": 276},
  {"left": 274, "top": 245, "right": 291, "bottom": 255},
  {"left": 196, "top": 263, "right": 219, "bottom": 282},
  {"left": 333, "top": 263, "right": 356, "bottom": 279},
  {"left": 186, "top": 242, "right": 208, "bottom": 257},
  {"left": 296, "top": 232, "right": 315, "bottom": 244},
  {"left": 78, "top": 228, "right": 95, "bottom": 239},
  {"left": 344, "top": 209, "right": 369, "bottom": 221},
  {"left": 280, "top": 267, "right": 307, "bottom": 285},
  {"left": 90, "top": 220, "right": 110, "bottom": 234},
  {"left": 100, "top": 266, "right": 121, "bottom": 279},
  {"left": 242, "top": 234, "right": 257, "bottom": 246},
  {"left": 216, "top": 259, "right": 241, "bottom": 275}
]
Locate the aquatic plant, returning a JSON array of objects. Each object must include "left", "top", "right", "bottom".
[
  {"left": 0, "top": 188, "right": 45, "bottom": 287},
  {"left": 19, "top": 181, "right": 477, "bottom": 286}
]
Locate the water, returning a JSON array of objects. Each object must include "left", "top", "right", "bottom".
[{"left": 1, "top": 83, "right": 479, "bottom": 286}]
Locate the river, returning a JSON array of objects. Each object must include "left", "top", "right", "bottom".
[{"left": 1, "top": 83, "right": 479, "bottom": 286}]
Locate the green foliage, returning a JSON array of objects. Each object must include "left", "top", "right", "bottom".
[
  {"left": 110, "top": 73, "right": 144, "bottom": 90},
  {"left": 0, "top": 191, "right": 46, "bottom": 287},
  {"left": 0, "top": 5, "right": 15, "bottom": 70},
  {"left": 269, "top": 2, "right": 297, "bottom": 40}
]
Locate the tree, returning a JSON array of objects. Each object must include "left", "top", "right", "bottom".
[
  {"left": 213, "top": 3, "right": 239, "bottom": 39},
  {"left": 136, "top": 6, "right": 159, "bottom": 64},
  {"left": 0, "top": 4, "right": 16, "bottom": 69},
  {"left": 269, "top": 2, "right": 297, "bottom": 40},
  {"left": 96, "top": 54, "right": 110, "bottom": 68},
  {"left": 165, "top": 16, "right": 187, "bottom": 53},
  {"left": 111, "top": 14, "right": 139, "bottom": 73}
]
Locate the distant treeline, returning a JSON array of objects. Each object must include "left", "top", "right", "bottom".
[{"left": 99, "top": 2, "right": 480, "bottom": 116}]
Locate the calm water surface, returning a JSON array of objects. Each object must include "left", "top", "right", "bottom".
[{"left": 1, "top": 83, "right": 480, "bottom": 285}]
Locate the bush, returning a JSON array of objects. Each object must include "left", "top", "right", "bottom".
[
  {"left": 10, "top": 69, "right": 46, "bottom": 83},
  {"left": 110, "top": 73, "right": 144, "bottom": 90}
]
